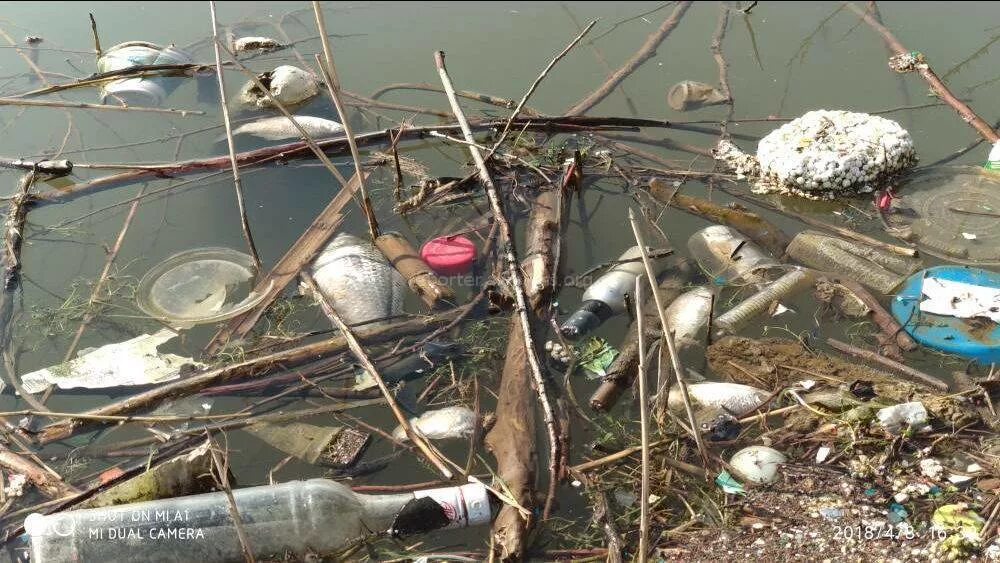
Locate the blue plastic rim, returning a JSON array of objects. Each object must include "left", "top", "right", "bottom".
[{"left": 891, "top": 265, "right": 1000, "bottom": 365}]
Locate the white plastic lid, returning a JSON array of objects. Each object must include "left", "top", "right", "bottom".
[
  {"left": 414, "top": 483, "right": 491, "bottom": 529},
  {"left": 101, "top": 78, "right": 167, "bottom": 107}
]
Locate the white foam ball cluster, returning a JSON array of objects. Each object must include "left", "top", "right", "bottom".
[{"left": 754, "top": 110, "right": 916, "bottom": 199}]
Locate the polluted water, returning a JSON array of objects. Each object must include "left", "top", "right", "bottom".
[{"left": 1, "top": 2, "right": 1000, "bottom": 563}]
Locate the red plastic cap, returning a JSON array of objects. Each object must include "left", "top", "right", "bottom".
[{"left": 421, "top": 235, "right": 476, "bottom": 276}]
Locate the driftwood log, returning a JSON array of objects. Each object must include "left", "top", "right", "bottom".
[{"left": 485, "top": 160, "right": 577, "bottom": 560}]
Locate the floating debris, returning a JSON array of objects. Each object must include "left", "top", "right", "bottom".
[
  {"left": 666, "top": 80, "right": 728, "bottom": 111},
  {"left": 664, "top": 286, "right": 713, "bottom": 350},
  {"left": 715, "top": 110, "right": 917, "bottom": 199},
  {"left": 21, "top": 329, "right": 201, "bottom": 394},
  {"left": 232, "top": 36, "right": 283, "bottom": 54}
]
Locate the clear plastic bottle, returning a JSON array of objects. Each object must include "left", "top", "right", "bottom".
[
  {"left": 560, "top": 246, "right": 649, "bottom": 339},
  {"left": 25, "top": 480, "right": 491, "bottom": 563},
  {"left": 713, "top": 267, "right": 816, "bottom": 336},
  {"left": 687, "top": 225, "right": 781, "bottom": 286}
]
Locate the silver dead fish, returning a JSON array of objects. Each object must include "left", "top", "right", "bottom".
[
  {"left": 668, "top": 381, "right": 770, "bottom": 418},
  {"left": 391, "top": 406, "right": 478, "bottom": 442},
  {"left": 664, "top": 286, "right": 713, "bottom": 351},
  {"left": 227, "top": 115, "right": 344, "bottom": 141},
  {"left": 667, "top": 80, "right": 729, "bottom": 111},
  {"left": 308, "top": 232, "right": 405, "bottom": 327}
]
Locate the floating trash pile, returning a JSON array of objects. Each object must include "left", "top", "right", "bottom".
[{"left": 717, "top": 110, "right": 917, "bottom": 199}]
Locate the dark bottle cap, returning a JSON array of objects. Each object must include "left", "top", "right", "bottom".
[{"left": 559, "top": 300, "right": 615, "bottom": 340}]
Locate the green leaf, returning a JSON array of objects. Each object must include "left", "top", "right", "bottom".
[{"left": 578, "top": 337, "right": 618, "bottom": 378}]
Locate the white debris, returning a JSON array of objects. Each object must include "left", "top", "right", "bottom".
[
  {"left": 3, "top": 474, "right": 28, "bottom": 498},
  {"left": 919, "top": 277, "right": 1000, "bottom": 323},
  {"left": 717, "top": 110, "right": 916, "bottom": 200},
  {"left": 962, "top": 232, "right": 978, "bottom": 240},
  {"left": 920, "top": 458, "right": 944, "bottom": 480},
  {"left": 20, "top": 330, "right": 202, "bottom": 394},
  {"left": 876, "top": 402, "right": 931, "bottom": 435},
  {"left": 815, "top": 445, "right": 832, "bottom": 464}
]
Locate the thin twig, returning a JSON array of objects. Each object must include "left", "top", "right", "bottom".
[
  {"left": 488, "top": 19, "right": 597, "bottom": 156},
  {"left": 210, "top": 1, "right": 263, "bottom": 271},
  {"left": 847, "top": 2, "right": 999, "bottom": 143},
  {"left": 300, "top": 272, "right": 453, "bottom": 478},
  {"left": 312, "top": 2, "right": 379, "bottom": 240},
  {"left": 628, "top": 208, "right": 710, "bottom": 467},
  {"left": 0, "top": 96, "right": 203, "bottom": 115},
  {"left": 565, "top": 2, "right": 692, "bottom": 116},
  {"left": 635, "top": 278, "right": 650, "bottom": 563},
  {"left": 207, "top": 435, "right": 256, "bottom": 563},
  {"left": 434, "top": 49, "right": 560, "bottom": 510}
]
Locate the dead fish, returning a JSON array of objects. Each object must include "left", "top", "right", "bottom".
[
  {"left": 667, "top": 80, "right": 728, "bottom": 111},
  {"left": 225, "top": 115, "right": 344, "bottom": 141},
  {"left": 307, "top": 232, "right": 405, "bottom": 327},
  {"left": 664, "top": 286, "right": 713, "bottom": 350},
  {"left": 668, "top": 381, "right": 769, "bottom": 418},
  {"left": 232, "top": 36, "right": 283, "bottom": 54},
  {"left": 391, "top": 406, "right": 478, "bottom": 442},
  {"left": 239, "top": 65, "right": 319, "bottom": 108}
]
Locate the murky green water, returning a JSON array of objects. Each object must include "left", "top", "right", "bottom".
[{"left": 1, "top": 1, "right": 999, "bottom": 559}]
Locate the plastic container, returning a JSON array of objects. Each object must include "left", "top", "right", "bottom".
[
  {"left": 687, "top": 225, "right": 781, "bottom": 285},
  {"left": 97, "top": 41, "right": 192, "bottom": 106},
  {"left": 420, "top": 235, "right": 476, "bottom": 276},
  {"left": 713, "top": 267, "right": 816, "bottom": 337},
  {"left": 136, "top": 248, "right": 269, "bottom": 328},
  {"left": 25, "top": 480, "right": 491, "bottom": 563},
  {"left": 786, "top": 230, "right": 919, "bottom": 294},
  {"left": 560, "top": 246, "right": 650, "bottom": 339},
  {"left": 891, "top": 265, "right": 1000, "bottom": 364},
  {"left": 880, "top": 166, "right": 1000, "bottom": 265}
]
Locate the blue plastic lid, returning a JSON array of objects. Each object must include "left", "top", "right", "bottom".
[{"left": 891, "top": 265, "right": 1000, "bottom": 364}]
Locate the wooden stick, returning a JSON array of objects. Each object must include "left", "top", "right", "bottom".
[
  {"left": 32, "top": 117, "right": 670, "bottom": 204},
  {"left": 210, "top": 1, "right": 263, "bottom": 271},
  {"left": 0, "top": 96, "right": 202, "bottom": 116},
  {"left": 635, "top": 278, "right": 650, "bottom": 563},
  {"left": 435, "top": 50, "right": 557, "bottom": 559},
  {"left": 648, "top": 178, "right": 790, "bottom": 257},
  {"left": 312, "top": 2, "right": 379, "bottom": 240},
  {"left": 202, "top": 171, "right": 365, "bottom": 357},
  {"left": 846, "top": 2, "right": 999, "bottom": 143},
  {"left": 628, "top": 209, "right": 710, "bottom": 467},
  {"left": 826, "top": 337, "right": 948, "bottom": 391},
  {"left": 565, "top": 2, "right": 692, "bottom": 116},
  {"left": 0, "top": 444, "right": 80, "bottom": 499},
  {"left": 300, "top": 272, "right": 453, "bottom": 479},
  {"left": 570, "top": 439, "right": 708, "bottom": 478}
]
